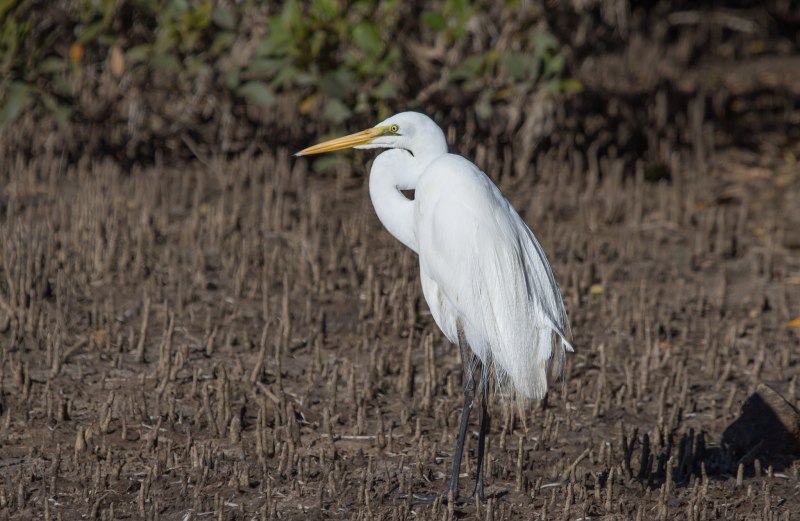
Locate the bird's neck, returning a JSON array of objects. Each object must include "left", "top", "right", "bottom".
[{"left": 368, "top": 149, "right": 440, "bottom": 254}]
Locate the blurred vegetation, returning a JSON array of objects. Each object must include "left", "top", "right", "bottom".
[{"left": 0, "top": 0, "right": 579, "bottom": 144}]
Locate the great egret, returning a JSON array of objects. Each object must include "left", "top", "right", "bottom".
[{"left": 296, "top": 111, "right": 572, "bottom": 501}]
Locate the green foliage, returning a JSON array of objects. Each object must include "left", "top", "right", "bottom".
[
  {"left": 422, "top": 0, "right": 477, "bottom": 41},
  {"left": 0, "top": 0, "right": 242, "bottom": 132},
  {"left": 0, "top": 82, "right": 34, "bottom": 129},
  {"left": 253, "top": 0, "right": 403, "bottom": 122},
  {"left": 0, "top": 0, "right": 580, "bottom": 133},
  {"left": 450, "top": 28, "right": 580, "bottom": 90}
]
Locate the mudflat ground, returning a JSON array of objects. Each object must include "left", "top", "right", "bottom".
[{"left": 1, "top": 2, "right": 799, "bottom": 520}]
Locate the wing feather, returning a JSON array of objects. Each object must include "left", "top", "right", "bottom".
[{"left": 415, "top": 155, "right": 571, "bottom": 399}]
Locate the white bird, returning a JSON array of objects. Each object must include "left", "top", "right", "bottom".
[{"left": 296, "top": 111, "right": 572, "bottom": 502}]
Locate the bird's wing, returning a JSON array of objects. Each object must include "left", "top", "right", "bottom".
[{"left": 415, "top": 154, "right": 570, "bottom": 399}]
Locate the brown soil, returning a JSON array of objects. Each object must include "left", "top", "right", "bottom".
[{"left": 1, "top": 3, "right": 799, "bottom": 520}]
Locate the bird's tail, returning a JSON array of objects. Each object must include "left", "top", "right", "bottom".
[{"left": 486, "top": 326, "right": 571, "bottom": 407}]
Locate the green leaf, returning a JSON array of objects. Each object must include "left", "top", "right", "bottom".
[
  {"left": 153, "top": 26, "right": 177, "bottom": 55},
  {"left": 501, "top": 53, "right": 531, "bottom": 81},
  {"left": 170, "top": 0, "right": 189, "bottom": 13},
  {"left": 542, "top": 78, "right": 561, "bottom": 95},
  {"left": 450, "top": 0, "right": 471, "bottom": 15},
  {"left": 353, "top": 23, "right": 382, "bottom": 57},
  {"left": 0, "top": 17, "right": 20, "bottom": 70},
  {"left": 270, "top": 65, "right": 299, "bottom": 88},
  {"left": 183, "top": 2, "right": 212, "bottom": 30},
  {"left": 449, "top": 55, "right": 484, "bottom": 80},
  {"left": 542, "top": 77, "right": 582, "bottom": 95},
  {"left": 212, "top": 6, "right": 236, "bottom": 30},
  {"left": 323, "top": 98, "right": 351, "bottom": 124},
  {"left": 185, "top": 56, "right": 209, "bottom": 76},
  {"left": 98, "top": 34, "right": 117, "bottom": 46},
  {"left": 543, "top": 53, "right": 565, "bottom": 78},
  {"left": 309, "top": 29, "right": 326, "bottom": 60},
  {"left": 179, "top": 27, "right": 202, "bottom": 53},
  {"left": 0, "top": 0, "right": 17, "bottom": 20},
  {"left": 238, "top": 81, "right": 276, "bottom": 107},
  {"left": 39, "top": 57, "right": 66, "bottom": 75},
  {"left": 292, "top": 70, "right": 316, "bottom": 87},
  {"left": 421, "top": 11, "right": 446, "bottom": 30},
  {"left": 225, "top": 66, "right": 241, "bottom": 89},
  {"left": 559, "top": 78, "right": 583, "bottom": 93},
  {"left": 318, "top": 69, "right": 357, "bottom": 98},
  {"left": 533, "top": 31, "right": 559, "bottom": 55},
  {"left": 126, "top": 44, "right": 152, "bottom": 64},
  {"left": 0, "top": 82, "right": 33, "bottom": 131},
  {"left": 53, "top": 76, "right": 73, "bottom": 97},
  {"left": 245, "top": 58, "right": 288, "bottom": 76},
  {"left": 281, "top": 0, "right": 302, "bottom": 29},
  {"left": 257, "top": 22, "right": 294, "bottom": 57},
  {"left": 40, "top": 92, "right": 72, "bottom": 126},
  {"left": 78, "top": 20, "right": 105, "bottom": 43},
  {"left": 150, "top": 54, "right": 182, "bottom": 72},
  {"left": 372, "top": 79, "right": 396, "bottom": 100},
  {"left": 311, "top": 0, "right": 339, "bottom": 19},
  {"left": 210, "top": 31, "right": 236, "bottom": 56}
]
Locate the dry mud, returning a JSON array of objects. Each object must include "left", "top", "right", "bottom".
[{"left": 1, "top": 3, "right": 800, "bottom": 520}]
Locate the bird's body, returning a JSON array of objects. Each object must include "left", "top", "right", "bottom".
[
  {"left": 415, "top": 153, "right": 570, "bottom": 398},
  {"left": 297, "top": 111, "right": 572, "bottom": 501}
]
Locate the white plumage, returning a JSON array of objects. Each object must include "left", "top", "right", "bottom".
[
  {"left": 297, "top": 110, "right": 572, "bottom": 500},
  {"left": 361, "top": 114, "right": 572, "bottom": 400},
  {"left": 414, "top": 154, "right": 572, "bottom": 399}
]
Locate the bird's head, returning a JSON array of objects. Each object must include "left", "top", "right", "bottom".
[{"left": 295, "top": 111, "right": 447, "bottom": 158}]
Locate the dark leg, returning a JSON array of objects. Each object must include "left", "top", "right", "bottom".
[
  {"left": 472, "top": 388, "right": 489, "bottom": 500},
  {"left": 390, "top": 323, "right": 484, "bottom": 505},
  {"left": 448, "top": 324, "right": 476, "bottom": 496}
]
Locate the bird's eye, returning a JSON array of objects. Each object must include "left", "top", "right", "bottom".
[{"left": 389, "top": 124, "right": 400, "bottom": 133}]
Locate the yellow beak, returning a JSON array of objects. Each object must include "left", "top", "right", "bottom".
[{"left": 295, "top": 126, "right": 388, "bottom": 156}]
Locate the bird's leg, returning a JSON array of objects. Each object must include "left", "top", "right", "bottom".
[
  {"left": 448, "top": 324, "right": 476, "bottom": 497},
  {"left": 472, "top": 385, "right": 489, "bottom": 501}
]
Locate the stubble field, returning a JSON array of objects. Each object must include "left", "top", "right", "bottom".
[{"left": 1, "top": 2, "right": 799, "bottom": 520}]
